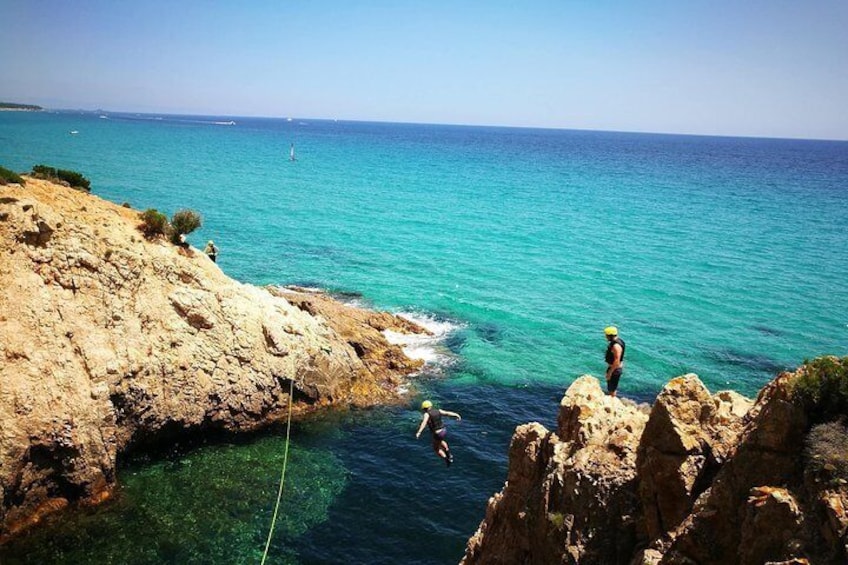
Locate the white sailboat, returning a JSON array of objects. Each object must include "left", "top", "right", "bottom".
[{"left": 290, "top": 143, "right": 296, "bottom": 161}]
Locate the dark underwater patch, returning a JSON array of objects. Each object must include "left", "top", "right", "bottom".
[
  {"left": 329, "top": 289, "right": 364, "bottom": 301},
  {"left": 475, "top": 322, "right": 504, "bottom": 344},
  {"left": 709, "top": 348, "right": 788, "bottom": 376},
  {"left": 752, "top": 325, "right": 785, "bottom": 337},
  {"left": 289, "top": 279, "right": 326, "bottom": 289},
  {"left": 445, "top": 330, "right": 468, "bottom": 353}
]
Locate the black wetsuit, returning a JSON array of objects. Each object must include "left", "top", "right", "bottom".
[
  {"left": 426, "top": 408, "right": 447, "bottom": 440},
  {"left": 605, "top": 337, "right": 626, "bottom": 393}
]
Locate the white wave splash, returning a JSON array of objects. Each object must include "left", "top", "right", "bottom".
[{"left": 384, "top": 312, "right": 462, "bottom": 370}]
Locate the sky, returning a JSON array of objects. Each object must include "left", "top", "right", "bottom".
[{"left": 1, "top": 0, "right": 847, "bottom": 139}]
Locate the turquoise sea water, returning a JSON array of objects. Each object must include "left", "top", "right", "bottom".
[{"left": 1, "top": 111, "right": 847, "bottom": 563}]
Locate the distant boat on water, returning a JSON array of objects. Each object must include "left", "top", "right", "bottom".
[
  {"left": 290, "top": 143, "right": 296, "bottom": 161},
  {"left": 69, "top": 130, "right": 78, "bottom": 135}
]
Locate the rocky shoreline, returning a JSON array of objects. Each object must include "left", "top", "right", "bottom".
[
  {"left": 461, "top": 365, "right": 848, "bottom": 564},
  {"left": 0, "top": 177, "right": 429, "bottom": 541}
]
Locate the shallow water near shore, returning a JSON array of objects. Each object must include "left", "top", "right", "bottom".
[{"left": 1, "top": 112, "right": 847, "bottom": 563}]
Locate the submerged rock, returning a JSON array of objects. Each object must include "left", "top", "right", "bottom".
[{"left": 0, "top": 177, "right": 427, "bottom": 541}]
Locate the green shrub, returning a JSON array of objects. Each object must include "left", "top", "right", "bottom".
[
  {"left": 0, "top": 166, "right": 25, "bottom": 185},
  {"left": 138, "top": 208, "right": 169, "bottom": 239},
  {"left": 32, "top": 164, "right": 56, "bottom": 178},
  {"left": 170, "top": 209, "right": 202, "bottom": 244},
  {"left": 31, "top": 164, "right": 91, "bottom": 191},
  {"left": 57, "top": 169, "right": 90, "bottom": 191},
  {"left": 790, "top": 357, "right": 848, "bottom": 423},
  {"left": 804, "top": 421, "right": 848, "bottom": 486}
]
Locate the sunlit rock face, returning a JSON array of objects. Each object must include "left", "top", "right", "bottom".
[
  {"left": 463, "top": 363, "right": 848, "bottom": 565},
  {"left": 0, "top": 177, "right": 426, "bottom": 541}
]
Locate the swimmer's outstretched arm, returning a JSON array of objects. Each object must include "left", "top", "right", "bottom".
[
  {"left": 441, "top": 410, "right": 462, "bottom": 421},
  {"left": 415, "top": 413, "right": 430, "bottom": 439}
]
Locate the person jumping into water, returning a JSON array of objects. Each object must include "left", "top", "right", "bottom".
[
  {"left": 604, "top": 326, "right": 626, "bottom": 397},
  {"left": 415, "top": 400, "right": 461, "bottom": 467}
]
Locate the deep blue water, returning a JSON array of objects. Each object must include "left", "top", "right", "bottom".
[{"left": 1, "top": 111, "right": 846, "bottom": 563}]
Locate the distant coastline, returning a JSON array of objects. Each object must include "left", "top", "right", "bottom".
[{"left": 0, "top": 102, "right": 43, "bottom": 112}]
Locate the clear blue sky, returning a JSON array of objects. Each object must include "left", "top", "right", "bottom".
[{"left": 2, "top": 0, "right": 847, "bottom": 139}]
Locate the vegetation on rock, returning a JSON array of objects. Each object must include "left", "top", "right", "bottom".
[
  {"left": 804, "top": 420, "right": 848, "bottom": 486},
  {"left": 791, "top": 356, "right": 848, "bottom": 424},
  {"left": 31, "top": 165, "right": 91, "bottom": 192},
  {"left": 0, "top": 166, "right": 25, "bottom": 185},
  {"left": 169, "top": 209, "right": 202, "bottom": 244},
  {"left": 138, "top": 209, "right": 169, "bottom": 239}
]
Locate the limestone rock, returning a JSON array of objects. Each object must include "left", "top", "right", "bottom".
[
  {"left": 464, "top": 362, "right": 848, "bottom": 565},
  {"left": 0, "top": 178, "right": 427, "bottom": 540},
  {"left": 463, "top": 376, "right": 649, "bottom": 564},
  {"left": 637, "top": 375, "right": 752, "bottom": 541}
]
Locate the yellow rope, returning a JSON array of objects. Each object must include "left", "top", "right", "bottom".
[{"left": 260, "top": 378, "right": 295, "bottom": 565}]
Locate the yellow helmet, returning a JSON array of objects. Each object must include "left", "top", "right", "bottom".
[
  {"left": 420, "top": 400, "right": 433, "bottom": 410},
  {"left": 604, "top": 326, "right": 618, "bottom": 336}
]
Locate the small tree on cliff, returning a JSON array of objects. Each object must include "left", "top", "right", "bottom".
[
  {"left": 138, "top": 208, "right": 169, "bottom": 239},
  {"left": 169, "top": 209, "right": 202, "bottom": 245}
]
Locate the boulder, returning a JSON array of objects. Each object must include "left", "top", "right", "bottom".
[{"left": 636, "top": 375, "right": 752, "bottom": 540}]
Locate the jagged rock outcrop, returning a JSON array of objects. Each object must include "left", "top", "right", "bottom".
[
  {"left": 0, "top": 177, "right": 428, "bottom": 540},
  {"left": 464, "top": 365, "right": 848, "bottom": 565},
  {"left": 637, "top": 375, "right": 752, "bottom": 541},
  {"left": 463, "top": 377, "right": 649, "bottom": 564},
  {"left": 656, "top": 372, "right": 845, "bottom": 565}
]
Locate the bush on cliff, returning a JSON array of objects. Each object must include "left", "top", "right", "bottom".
[
  {"left": 790, "top": 356, "right": 848, "bottom": 424},
  {"left": 804, "top": 421, "right": 848, "bottom": 486},
  {"left": 0, "top": 166, "right": 25, "bottom": 185},
  {"left": 31, "top": 164, "right": 91, "bottom": 192},
  {"left": 138, "top": 208, "right": 169, "bottom": 239},
  {"left": 169, "top": 209, "right": 202, "bottom": 245}
]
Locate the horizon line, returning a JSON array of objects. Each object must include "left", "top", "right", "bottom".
[{"left": 33, "top": 106, "right": 848, "bottom": 143}]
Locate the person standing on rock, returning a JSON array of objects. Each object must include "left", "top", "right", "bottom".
[
  {"left": 204, "top": 240, "right": 218, "bottom": 263},
  {"left": 604, "top": 326, "right": 626, "bottom": 397},
  {"left": 416, "top": 400, "right": 461, "bottom": 467}
]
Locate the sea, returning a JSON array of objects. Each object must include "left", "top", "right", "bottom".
[{"left": 1, "top": 111, "right": 846, "bottom": 564}]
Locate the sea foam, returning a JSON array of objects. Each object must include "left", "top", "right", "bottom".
[{"left": 385, "top": 312, "right": 462, "bottom": 370}]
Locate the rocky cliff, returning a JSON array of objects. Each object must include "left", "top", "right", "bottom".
[
  {"left": 463, "top": 364, "right": 848, "bottom": 564},
  {"left": 0, "top": 177, "right": 428, "bottom": 540}
]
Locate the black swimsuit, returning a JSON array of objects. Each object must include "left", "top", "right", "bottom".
[
  {"left": 427, "top": 409, "right": 447, "bottom": 439},
  {"left": 605, "top": 337, "right": 626, "bottom": 393}
]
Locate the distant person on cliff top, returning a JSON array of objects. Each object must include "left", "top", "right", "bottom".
[
  {"left": 415, "top": 400, "right": 461, "bottom": 467},
  {"left": 204, "top": 240, "right": 218, "bottom": 263},
  {"left": 604, "top": 326, "right": 626, "bottom": 397}
]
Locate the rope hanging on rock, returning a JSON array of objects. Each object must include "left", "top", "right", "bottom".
[{"left": 260, "top": 378, "right": 295, "bottom": 565}]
